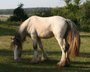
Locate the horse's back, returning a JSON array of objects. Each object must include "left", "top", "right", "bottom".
[
  {"left": 30, "top": 15, "right": 65, "bottom": 21},
  {"left": 28, "top": 16, "right": 67, "bottom": 38},
  {"left": 30, "top": 15, "right": 66, "bottom": 27}
]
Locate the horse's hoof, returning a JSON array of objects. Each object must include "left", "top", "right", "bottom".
[
  {"left": 30, "top": 59, "right": 39, "bottom": 64},
  {"left": 14, "top": 58, "right": 21, "bottom": 62},
  {"left": 30, "top": 57, "right": 40, "bottom": 64},
  {"left": 30, "top": 61, "right": 38, "bottom": 64},
  {"left": 41, "top": 57, "right": 49, "bottom": 62},
  {"left": 57, "top": 62, "right": 65, "bottom": 67},
  {"left": 57, "top": 61, "right": 70, "bottom": 67}
]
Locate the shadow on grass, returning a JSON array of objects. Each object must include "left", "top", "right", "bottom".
[
  {"left": 0, "top": 27, "right": 15, "bottom": 36},
  {"left": 79, "top": 52, "right": 90, "bottom": 58},
  {"left": 22, "top": 50, "right": 61, "bottom": 57},
  {"left": 0, "top": 21, "right": 19, "bottom": 36},
  {"left": 0, "top": 49, "right": 13, "bottom": 56},
  {"left": 72, "top": 61, "right": 90, "bottom": 68},
  {"left": 0, "top": 49, "right": 90, "bottom": 72},
  {"left": 0, "top": 61, "right": 90, "bottom": 72},
  {"left": 80, "top": 34, "right": 90, "bottom": 38}
]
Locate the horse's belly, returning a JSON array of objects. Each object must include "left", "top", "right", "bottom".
[{"left": 38, "top": 31, "right": 54, "bottom": 39}]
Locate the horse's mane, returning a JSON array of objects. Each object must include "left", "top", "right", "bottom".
[{"left": 14, "top": 32, "right": 22, "bottom": 45}]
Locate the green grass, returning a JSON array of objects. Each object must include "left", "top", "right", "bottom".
[{"left": 0, "top": 21, "right": 90, "bottom": 72}]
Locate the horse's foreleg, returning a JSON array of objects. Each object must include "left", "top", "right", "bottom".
[
  {"left": 37, "top": 38, "right": 48, "bottom": 61},
  {"left": 55, "top": 37, "right": 70, "bottom": 67},
  {"left": 30, "top": 37, "right": 39, "bottom": 63}
]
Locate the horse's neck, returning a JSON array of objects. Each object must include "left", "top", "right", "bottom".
[
  {"left": 18, "top": 18, "right": 30, "bottom": 41},
  {"left": 18, "top": 29, "right": 26, "bottom": 42},
  {"left": 15, "top": 32, "right": 22, "bottom": 42},
  {"left": 19, "top": 18, "right": 30, "bottom": 33}
]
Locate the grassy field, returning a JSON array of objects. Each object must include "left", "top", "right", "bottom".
[
  {"left": 0, "top": 15, "right": 11, "bottom": 21},
  {"left": 0, "top": 21, "right": 90, "bottom": 72}
]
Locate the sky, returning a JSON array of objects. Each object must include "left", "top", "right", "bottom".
[{"left": 0, "top": 0, "right": 86, "bottom": 9}]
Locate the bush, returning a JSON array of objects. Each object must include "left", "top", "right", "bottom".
[{"left": 8, "top": 4, "right": 28, "bottom": 21}]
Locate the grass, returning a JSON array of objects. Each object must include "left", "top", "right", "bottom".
[
  {"left": 0, "top": 21, "right": 90, "bottom": 72},
  {"left": 0, "top": 15, "right": 11, "bottom": 21}
]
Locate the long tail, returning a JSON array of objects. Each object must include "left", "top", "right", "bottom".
[{"left": 66, "top": 19, "right": 80, "bottom": 57}]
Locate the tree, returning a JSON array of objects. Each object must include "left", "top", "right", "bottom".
[
  {"left": 8, "top": 3, "right": 28, "bottom": 21},
  {"left": 74, "top": 0, "right": 80, "bottom": 6},
  {"left": 74, "top": 0, "right": 81, "bottom": 9},
  {"left": 65, "top": 0, "right": 81, "bottom": 10},
  {"left": 65, "top": 0, "right": 70, "bottom": 8},
  {"left": 79, "top": 1, "right": 90, "bottom": 31}
]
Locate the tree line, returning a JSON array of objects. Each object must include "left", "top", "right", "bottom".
[{"left": 0, "top": 0, "right": 89, "bottom": 32}]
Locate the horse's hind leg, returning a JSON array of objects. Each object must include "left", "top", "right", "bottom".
[
  {"left": 55, "top": 36, "right": 70, "bottom": 67},
  {"left": 37, "top": 38, "right": 48, "bottom": 61}
]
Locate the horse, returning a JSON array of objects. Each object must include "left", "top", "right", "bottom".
[{"left": 11, "top": 16, "right": 80, "bottom": 67}]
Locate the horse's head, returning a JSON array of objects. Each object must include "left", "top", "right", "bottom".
[{"left": 11, "top": 35, "right": 22, "bottom": 61}]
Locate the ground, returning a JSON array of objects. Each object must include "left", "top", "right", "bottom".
[{"left": 0, "top": 21, "right": 90, "bottom": 72}]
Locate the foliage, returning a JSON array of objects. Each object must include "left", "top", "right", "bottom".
[
  {"left": 36, "top": 9, "right": 53, "bottom": 17},
  {"left": 8, "top": 3, "right": 28, "bottom": 21},
  {"left": 51, "top": 0, "right": 90, "bottom": 32},
  {"left": 65, "top": 0, "right": 80, "bottom": 10},
  {"left": 74, "top": 0, "right": 80, "bottom": 6},
  {"left": 78, "top": 1, "right": 90, "bottom": 32},
  {"left": 65, "top": 0, "right": 70, "bottom": 8},
  {"left": 29, "top": 8, "right": 53, "bottom": 17}
]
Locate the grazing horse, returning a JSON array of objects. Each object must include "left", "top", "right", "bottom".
[{"left": 11, "top": 16, "right": 80, "bottom": 67}]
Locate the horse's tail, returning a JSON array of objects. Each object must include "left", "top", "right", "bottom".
[{"left": 66, "top": 19, "right": 80, "bottom": 57}]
